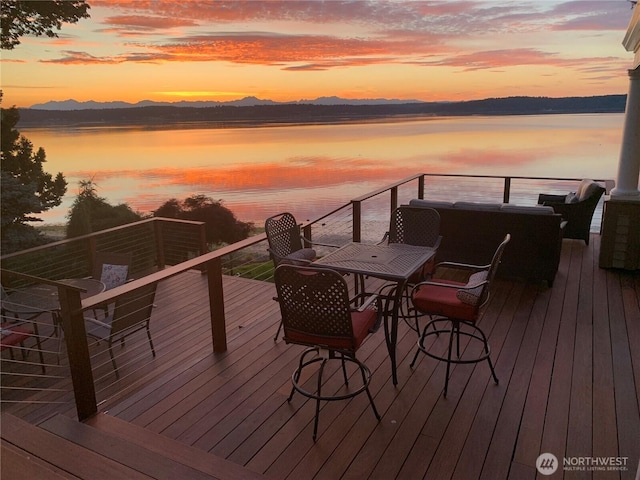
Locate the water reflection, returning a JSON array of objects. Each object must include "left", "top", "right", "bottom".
[{"left": 21, "top": 113, "right": 623, "bottom": 225}]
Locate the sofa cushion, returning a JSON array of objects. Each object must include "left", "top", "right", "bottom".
[
  {"left": 453, "top": 201, "right": 502, "bottom": 211},
  {"left": 500, "top": 204, "right": 555, "bottom": 215},
  {"left": 409, "top": 199, "right": 454, "bottom": 209}
]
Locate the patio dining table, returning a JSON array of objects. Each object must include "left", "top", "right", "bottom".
[{"left": 314, "top": 242, "right": 436, "bottom": 385}]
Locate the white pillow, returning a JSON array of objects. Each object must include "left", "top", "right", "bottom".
[
  {"left": 101, "top": 264, "right": 129, "bottom": 290},
  {"left": 456, "top": 270, "right": 488, "bottom": 305}
]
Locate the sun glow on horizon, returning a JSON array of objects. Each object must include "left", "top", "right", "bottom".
[{"left": 155, "top": 91, "right": 250, "bottom": 98}]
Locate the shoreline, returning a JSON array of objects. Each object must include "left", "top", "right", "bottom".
[{"left": 16, "top": 95, "right": 626, "bottom": 130}]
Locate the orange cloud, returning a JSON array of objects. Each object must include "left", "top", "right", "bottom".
[
  {"left": 416, "top": 48, "right": 627, "bottom": 72},
  {"left": 103, "top": 15, "right": 198, "bottom": 30}
]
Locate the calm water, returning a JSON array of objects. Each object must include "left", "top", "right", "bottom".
[{"left": 21, "top": 113, "right": 624, "bottom": 226}]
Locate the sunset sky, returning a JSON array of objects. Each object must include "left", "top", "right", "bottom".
[{"left": 1, "top": 0, "right": 637, "bottom": 108}]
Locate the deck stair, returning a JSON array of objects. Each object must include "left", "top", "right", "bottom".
[{"left": 1, "top": 413, "right": 265, "bottom": 479}]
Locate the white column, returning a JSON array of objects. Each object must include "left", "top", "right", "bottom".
[{"left": 611, "top": 67, "right": 640, "bottom": 197}]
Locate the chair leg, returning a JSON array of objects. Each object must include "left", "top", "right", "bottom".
[
  {"left": 274, "top": 319, "right": 283, "bottom": 341},
  {"left": 288, "top": 348, "right": 315, "bottom": 402},
  {"left": 443, "top": 322, "right": 456, "bottom": 398},
  {"left": 340, "top": 354, "right": 349, "bottom": 385},
  {"left": 359, "top": 363, "right": 381, "bottom": 420},
  {"left": 410, "top": 318, "right": 431, "bottom": 368},
  {"left": 475, "top": 324, "right": 499, "bottom": 385},
  {"left": 108, "top": 340, "right": 120, "bottom": 379},
  {"left": 32, "top": 322, "right": 46, "bottom": 374},
  {"left": 146, "top": 323, "right": 156, "bottom": 357},
  {"left": 313, "top": 357, "right": 328, "bottom": 441}
]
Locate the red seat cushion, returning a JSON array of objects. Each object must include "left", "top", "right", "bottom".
[
  {"left": 285, "top": 308, "right": 377, "bottom": 351},
  {"left": 412, "top": 280, "right": 478, "bottom": 322},
  {"left": 0, "top": 323, "right": 32, "bottom": 350}
]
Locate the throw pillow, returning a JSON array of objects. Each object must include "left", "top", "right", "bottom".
[
  {"left": 101, "top": 264, "right": 129, "bottom": 290},
  {"left": 456, "top": 270, "right": 488, "bottom": 306},
  {"left": 579, "top": 181, "right": 601, "bottom": 201},
  {"left": 565, "top": 192, "right": 579, "bottom": 204},
  {"left": 282, "top": 248, "right": 317, "bottom": 266}
]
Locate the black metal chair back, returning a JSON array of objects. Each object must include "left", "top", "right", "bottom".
[
  {"left": 388, "top": 206, "right": 441, "bottom": 248},
  {"left": 275, "top": 265, "right": 354, "bottom": 349},
  {"left": 265, "top": 212, "right": 305, "bottom": 266}
]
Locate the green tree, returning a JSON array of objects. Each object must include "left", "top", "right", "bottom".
[
  {"left": 67, "top": 180, "right": 143, "bottom": 238},
  {"left": 154, "top": 195, "right": 253, "bottom": 245},
  {"left": 1, "top": 104, "right": 67, "bottom": 253},
  {"left": 1, "top": 0, "right": 90, "bottom": 50}
]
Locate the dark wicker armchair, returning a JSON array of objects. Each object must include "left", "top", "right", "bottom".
[{"left": 538, "top": 179, "right": 605, "bottom": 245}]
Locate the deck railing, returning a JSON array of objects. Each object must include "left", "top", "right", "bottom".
[
  {"left": 1, "top": 217, "right": 208, "bottom": 282},
  {"left": 0, "top": 174, "right": 613, "bottom": 421}
]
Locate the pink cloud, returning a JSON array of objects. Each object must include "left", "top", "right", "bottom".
[
  {"left": 103, "top": 15, "right": 198, "bottom": 30},
  {"left": 416, "top": 48, "right": 626, "bottom": 72},
  {"left": 36, "top": 2, "right": 632, "bottom": 72}
]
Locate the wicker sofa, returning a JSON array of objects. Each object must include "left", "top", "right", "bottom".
[{"left": 409, "top": 199, "right": 566, "bottom": 286}]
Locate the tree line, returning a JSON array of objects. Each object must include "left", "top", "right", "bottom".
[{"left": 17, "top": 95, "right": 627, "bottom": 128}]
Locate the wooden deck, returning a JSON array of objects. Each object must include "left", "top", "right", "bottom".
[{"left": 2, "top": 234, "right": 639, "bottom": 479}]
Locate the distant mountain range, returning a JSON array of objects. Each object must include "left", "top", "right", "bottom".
[
  {"left": 18, "top": 95, "right": 626, "bottom": 128},
  {"left": 28, "top": 96, "right": 425, "bottom": 110}
]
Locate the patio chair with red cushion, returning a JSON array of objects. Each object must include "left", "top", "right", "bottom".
[
  {"left": 409, "top": 234, "right": 510, "bottom": 397},
  {"left": 266, "top": 212, "right": 343, "bottom": 340},
  {"left": 274, "top": 264, "right": 382, "bottom": 441},
  {"left": 1, "top": 315, "right": 46, "bottom": 374},
  {"left": 1, "top": 285, "right": 46, "bottom": 373}
]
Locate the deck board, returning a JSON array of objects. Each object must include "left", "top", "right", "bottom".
[{"left": 2, "top": 235, "right": 639, "bottom": 479}]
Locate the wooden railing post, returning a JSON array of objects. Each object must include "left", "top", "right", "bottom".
[
  {"left": 390, "top": 186, "right": 398, "bottom": 216},
  {"left": 87, "top": 237, "right": 97, "bottom": 276},
  {"left": 206, "top": 257, "right": 227, "bottom": 353},
  {"left": 58, "top": 286, "right": 97, "bottom": 421},
  {"left": 302, "top": 224, "right": 313, "bottom": 247},
  {"left": 352, "top": 201, "right": 362, "bottom": 243},
  {"left": 199, "top": 223, "right": 208, "bottom": 256},
  {"left": 418, "top": 175, "right": 425, "bottom": 199},
  {"left": 503, "top": 177, "right": 511, "bottom": 203},
  {"left": 154, "top": 220, "right": 166, "bottom": 269}
]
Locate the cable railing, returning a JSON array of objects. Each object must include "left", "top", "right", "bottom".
[
  {"left": 1, "top": 217, "right": 207, "bottom": 284},
  {"left": 0, "top": 173, "right": 614, "bottom": 422}
]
